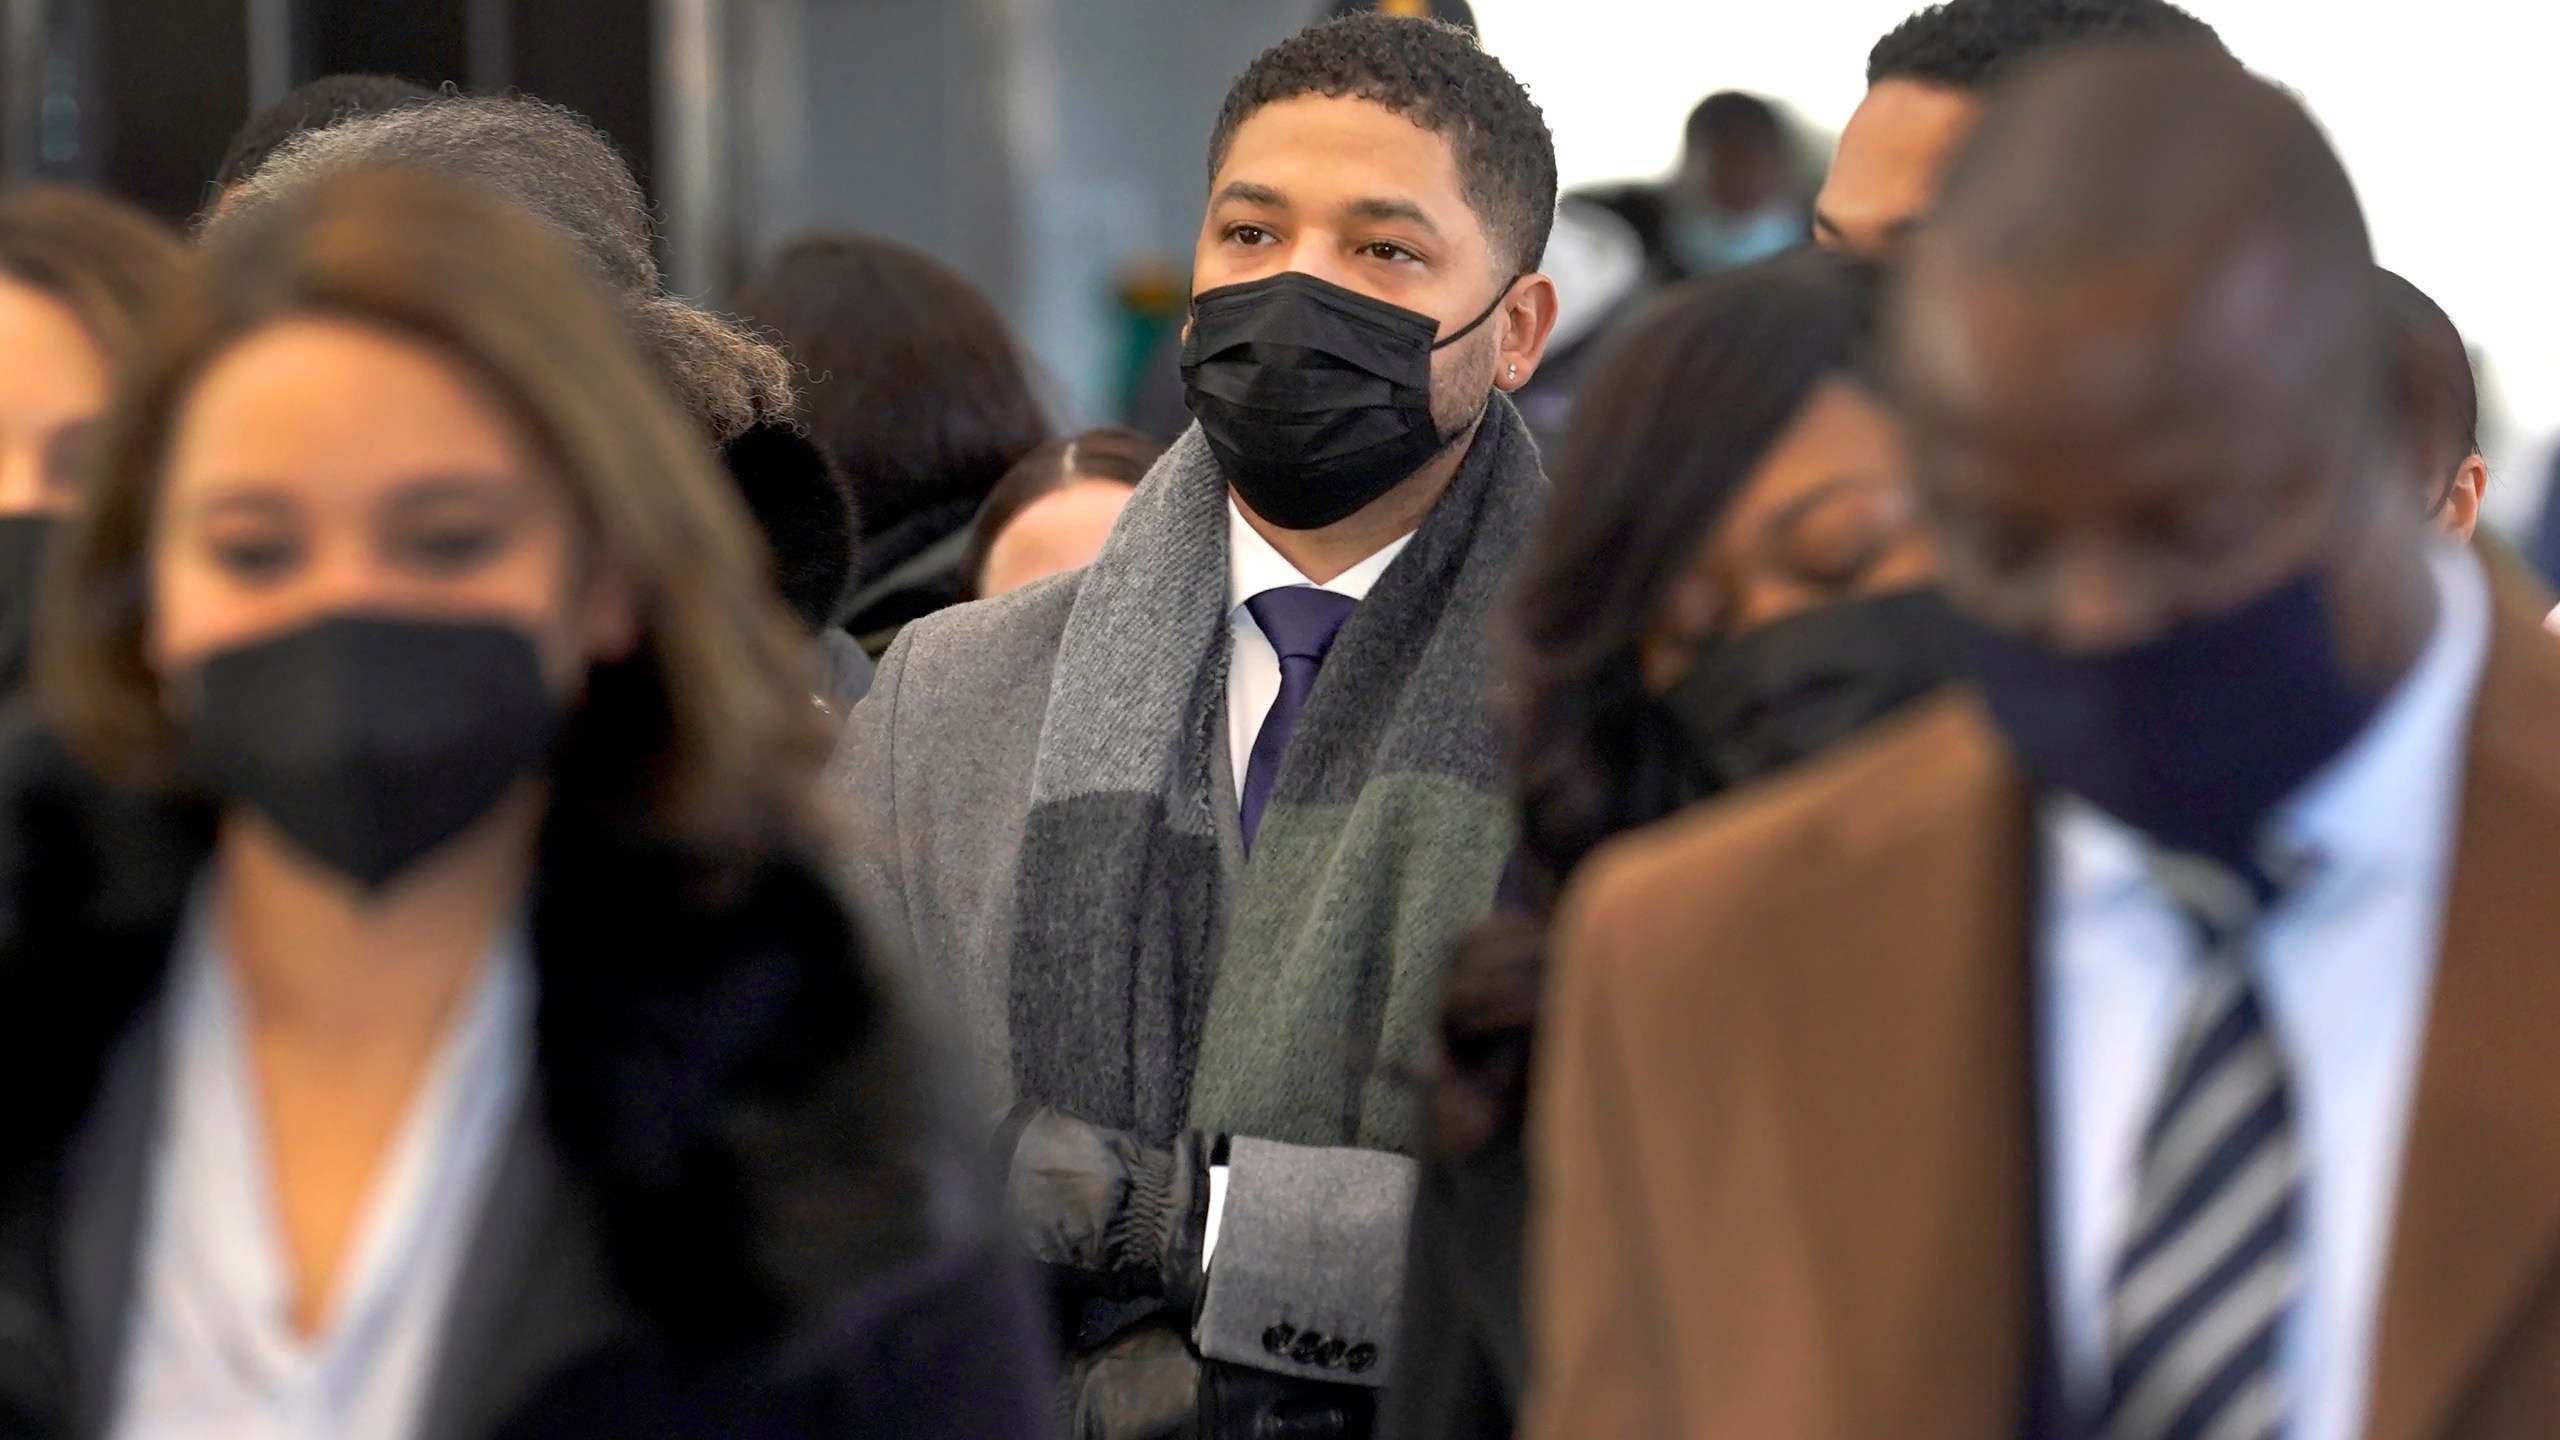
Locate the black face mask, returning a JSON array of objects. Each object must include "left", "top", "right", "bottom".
[
  {"left": 1657, "top": 589, "right": 1968, "bottom": 799},
  {"left": 181, "top": 616, "right": 561, "bottom": 891},
  {"left": 0, "top": 515, "right": 56, "bottom": 704},
  {"left": 1180, "top": 270, "right": 1510, "bottom": 530},
  {"left": 1958, "top": 570, "right": 2386, "bottom": 873}
]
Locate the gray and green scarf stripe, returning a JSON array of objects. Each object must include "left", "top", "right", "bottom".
[{"left": 1007, "top": 398, "right": 1542, "bottom": 1155}]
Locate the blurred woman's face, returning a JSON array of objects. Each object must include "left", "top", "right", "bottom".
[
  {"left": 0, "top": 274, "right": 111, "bottom": 517},
  {"left": 980, "top": 477, "right": 1135, "bottom": 599},
  {"left": 1641, "top": 377, "right": 1937, "bottom": 692},
  {"left": 147, "top": 318, "right": 635, "bottom": 687}
]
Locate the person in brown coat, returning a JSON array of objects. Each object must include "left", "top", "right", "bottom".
[{"left": 1527, "top": 43, "right": 2560, "bottom": 1440}]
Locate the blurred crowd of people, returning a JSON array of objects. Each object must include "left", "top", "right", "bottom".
[{"left": 0, "top": 0, "right": 2534, "bottom": 1437}]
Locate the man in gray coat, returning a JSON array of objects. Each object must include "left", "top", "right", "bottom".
[{"left": 833, "top": 13, "right": 1558, "bottom": 1435}]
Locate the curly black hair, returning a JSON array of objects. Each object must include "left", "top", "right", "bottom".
[
  {"left": 1208, "top": 13, "right": 1556, "bottom": 273},
  {"left": 1867, "top": 0, "right": 2222, "bottom": 90},
  {"left": 1435, "top": 251, "right": 1885, "bottom": 1153}
]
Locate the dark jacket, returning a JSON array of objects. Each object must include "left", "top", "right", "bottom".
[
  {"left": 1377, "top": 1134, "right": 1526, "bottom": 1440},
  {"left": 845, "top": 498, "right": 978, "bottom": 658},
  {"left": 0, "top": 720, "right": 1054, "bottom": 1440}
]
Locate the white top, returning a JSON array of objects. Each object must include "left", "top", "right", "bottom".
[
  {"left": 1223, "top": 497, "right": 1415, "bottom": 805},
  {"left": 108, "top": 896, "right": 537, "bottom": 1440},
  {"left": 2039, "top": 540, "right": 2491, "bottom": 1440}
]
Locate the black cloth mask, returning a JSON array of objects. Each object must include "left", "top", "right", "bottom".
[
  {"left": 1657, "top": 588, "right": 1968, "bottom": 799},
  {"left": 1958, "top": 570, "right": 2388, "bottom": 876},
  {"left": 1180, "top": 270, "right": 1511, "bottom": 530},
  {"left": 0, "top": 515, "right": 57, "bottom": 704},
  {"left": 182, "top": 615, "right": 561, "bottom": 891}
]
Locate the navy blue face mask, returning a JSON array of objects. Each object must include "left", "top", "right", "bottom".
[{"left": 1957, "top": 570, "right": 2388, "bottom": 873}]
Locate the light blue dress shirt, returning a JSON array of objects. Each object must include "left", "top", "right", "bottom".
[{"left": 2039, "top": 540, "right": 2490, "bottom": 1440}]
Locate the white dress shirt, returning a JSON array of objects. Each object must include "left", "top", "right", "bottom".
[
  {"left": 108, "top": 896, "right": 536, "bottom": 1440},
  {"left": 1223, "top": 497, "right": 1415, "bottom": 805},
  {"left": 2039, "top": 540, "right": 2490, "bottom": 1440}
]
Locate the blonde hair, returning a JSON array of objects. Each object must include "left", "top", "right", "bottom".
[
  {"left": 0, "top": 184, "right": 188, "bottom": 364},
  {"left": 42, "top": 165, "right": 831, "bottom": 847}
]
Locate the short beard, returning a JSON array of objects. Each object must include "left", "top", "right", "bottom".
[{"left": 1425, "top": 323, "right": 1500, "bottom": 446}]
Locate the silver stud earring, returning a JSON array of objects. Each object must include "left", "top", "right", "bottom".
[{"left": 1507, "top": 363, "right": 1518, "bottom": 381}]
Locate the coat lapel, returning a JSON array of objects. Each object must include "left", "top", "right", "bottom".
[
  {"left": 57, "top": 1006, "right": 167, "bottom": 1438},
  {"left": 2365, "top": 575, "right": 2560, "bottom": 1440},
  {"left": 410, "top": 1097, "right": 628, "bottom": 1440}
]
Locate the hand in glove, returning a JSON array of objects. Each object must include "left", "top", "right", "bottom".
[
  {"left": 1000, "top": 1106, "right": 1213, "bottom": 1313},
  {"left": 1066, "top": 1324, "right": 1203, "bottom": 1440},
  {"left": 1066, "top": 1326, "right": 1375, "bottom": 1440},
  {"left": 1199, "top": 1360, "right": 1375, "bottom": 1440}
]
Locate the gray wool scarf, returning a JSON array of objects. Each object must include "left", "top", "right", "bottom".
[{"left": 1006, "top": 398, "right": 1541, "bottom": 1154}]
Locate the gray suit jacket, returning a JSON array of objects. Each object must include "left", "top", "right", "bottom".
[{"left": 831, "top": 575, "right": 1420, "bottom": 1387}]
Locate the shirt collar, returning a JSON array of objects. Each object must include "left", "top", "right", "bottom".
[
  {"left": 2050, "top": 538, "right": 2492, "bottom": 906},
  {"left": 1226, "top": 496, "right": 1416, "bottom": 615}
]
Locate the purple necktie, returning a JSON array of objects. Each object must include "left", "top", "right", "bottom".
[{"left": 1239, "top": 586, "right": 1357, "bottom": 851}]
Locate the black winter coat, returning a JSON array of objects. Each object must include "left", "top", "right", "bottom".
[
  {"left": 0, "top": 719, "right": 1055, "bottom": 1439},
  {"left": 1375, "top": 1133, "right": 1525, "bottom": 1440}
]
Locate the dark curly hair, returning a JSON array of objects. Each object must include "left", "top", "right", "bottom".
[
  {"left": 213, "top": 73, "right": 434, "bottom": 191},
  {"left": 214, "top": 95, "right": 797, "bottom": 444},
  {"left": 1867, "top": 0, "right": 2222, "bottom": 90},
  {"left": 1209, "top": 13, "right": 1557, "bottom": 273},
  {"left": 1435, "top": 251, "right": 1884, "bottom": 1154}
]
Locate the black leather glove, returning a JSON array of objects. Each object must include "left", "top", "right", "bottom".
[
  {"left": 1063, "top": 1325, "right": 1375, "bottom": 1440},
  {"left": 1000, "top": 1106, "right": 1213, "bottom": 1314},
  {"left": 1066, "top": 1323, "right": 1204, "bottom": 1440},
  {"left": 1199, "top": 1359, "right": 1375, "bottom": 1440}
]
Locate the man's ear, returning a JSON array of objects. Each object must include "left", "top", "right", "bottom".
[
  {"left": 1494, "top": 273, "right": 1562, "bottom": 392},
  {"left": 2440, "top": 453, "right": 2488, "bottom": 543}
]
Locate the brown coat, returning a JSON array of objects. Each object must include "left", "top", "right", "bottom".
[{"left": 1523, "top": 574, "right": 2560, "bottom": 1440}]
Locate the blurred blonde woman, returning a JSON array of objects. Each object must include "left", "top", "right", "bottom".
[
  {"left": 0, "top": 167, "right": 1049, "bottom": 1439},
  {"left": 0, "top": 185, "right": 186, "bottom": 697}
]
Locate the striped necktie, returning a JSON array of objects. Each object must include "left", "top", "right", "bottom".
[{"left": 2100, "top": 850, "right": 2302, "bottom": 1440}]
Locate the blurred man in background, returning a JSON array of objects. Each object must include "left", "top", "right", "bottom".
[
  {"left": 2379, "top": 268, "right": 2491, "bottom": 542},
  {"left": 1583, "top": 91, "right": 1809, "bottom": 284},
  {"left": 1816, "top": 0, "right": 2222, "bottom": 258},
  {"left": 1325, "top": 0, "right": 1479, "bottom": 29},
  {"left": 837, "top": 13, "right": 1557, "bottom": 1436},
  {"left": 1532, "top": 42, "right": 2560, "bottom": 1440}
]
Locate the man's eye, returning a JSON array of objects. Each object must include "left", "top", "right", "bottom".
[
  {"left": 1361, "top": 242, "right": 1418, "bottom": 263},
  {"left": 1227, "top": 224, "right": 1275, "bottom": 246}
]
